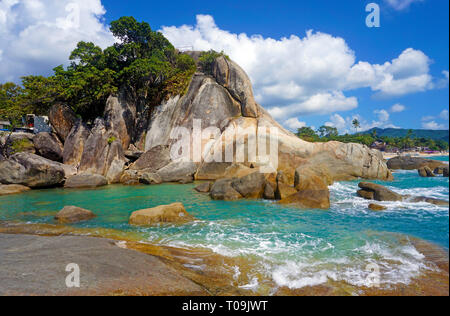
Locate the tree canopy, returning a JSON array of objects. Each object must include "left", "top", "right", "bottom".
[{"left": 0, "top": 16, "right": 197, "bottom": 123}]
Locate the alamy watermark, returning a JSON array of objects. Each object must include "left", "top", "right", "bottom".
[
  {"left": 65, "top": 263, "right": 80, "bottom": 288},
  {"left": 366, "top": 3, "right": 381, "bottom": 28}
]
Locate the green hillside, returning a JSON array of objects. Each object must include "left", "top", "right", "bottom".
[{"left": 362, "top": 128, "right": 449, "bottom": 142}]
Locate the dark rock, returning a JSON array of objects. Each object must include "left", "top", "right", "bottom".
[
  {"left": 0, "top": 153, "right": 65, "bottom": 188},
  {"left": 404, "top": 196, "right": 449, "bottom": 206},
  {"left": 418, "top": 166, "right": 435, "bottom": 177},
  {"left": 358, "top": 182, "right": 403, "bottom": 202},
  {"left": 357, "top": 189, "right": 375, "bottom": 200},
  {"left": 54, "top": 206, "right": 96, "bottom": 223},
  {"left": 194, "top": 182, "right": 212, "bottom": 193},
  {"left": 368, "top": 203, "right": 387, "bottom": 211},
  {"left": 48, "top": 103, "right": 79, "bottom": 141},
  {"left": 33, "top": 132, "right": 63, "bottom": 162},
  {"left": 230, "top": 172, "right": 266, "bottom": 198},
  {"left": 263, "top": 181, "right": 276, "bottom": 200},
  {"left": 387, "top": 156, "right": 445, "bottom": 170},
  {"left": 64, "top": 173, "right": 108, "bottom": 188},
  {"left": 139, "top": 172, "right": 162, "bottom": 185},
  {"left": 210, "top": 178, "right": 242, "bottom": 201},
  {"left": 443, "top": 166, "right": 449, "bottom": 177}
]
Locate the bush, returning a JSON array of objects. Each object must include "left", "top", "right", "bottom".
[{"left": 198, "top": 50, "right": 229, "bottom": 75}]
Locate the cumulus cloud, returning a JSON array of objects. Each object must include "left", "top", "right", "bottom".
[
  {"left": 326, "top": 111, "right": 398, "bottom": 134},
  {"left": 439, "top": 109, "right": 449, "bottom": 120},
  {"left": 284, "top": 118, "right": 306, "bottom": 131},
  {"left": 384, "top": 0, "right": 424, "bottom": 11},
  {"left": 161, "top": 15, "right": 434, "bottom": 125},
  {"left": 0, "top": 0, "right": 114, "bottom": 82},
  {"left": 422, "top": 121, "right": 446, "bottom": 130},
  {"left": 390, "top": 103, "right": 406, "bottom": 112}
]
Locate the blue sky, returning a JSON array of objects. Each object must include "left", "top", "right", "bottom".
[{"left": 1, "top": 0, "right": 448, "bottom": 132}]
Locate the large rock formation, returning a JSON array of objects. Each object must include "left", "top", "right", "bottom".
[
  {"left": 33, "top": 132, "right": 64, "bottom": 162},
  {"left": 0, "top": 153, "right": 66, "bottom": 188},
  {"left": 64, "top": 173, "right": 108, "bottom": 189},
  {"left": 48, "top": 103, "right": 79, "bottom": 141},
  {"left": 63, "top": 121, "right": 91, "bottom": 167},
  {"left": 104, "top": 93, "right": 136, "bottom": 151},
  {"left": 387, "top": 156, "right": 446, "bottom": 171}
]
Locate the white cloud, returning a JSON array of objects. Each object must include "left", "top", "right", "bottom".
[
  {"left": 374, "top": 109, "right": 390, "bottom": 122},
  {"left": 390, "top": 103, "right": 406, "bottom": 113},
  {"left": 422, "top": 121, "right": 446, "bottom": 130},
  {"left": 437, "top": 70, "right": 449, "bottom": 89},
  {"left": 440, "top": 109, "right": 449, "bottom": 120},
  {"left": 284, "top": 118, "right": 306, "bottom": 131},
  {"left": 421, "top": 115, "right": 435, "bottom": 121},
  {"left": 0, "top": 0, "right": 114, "bottom": 82},
  {"left": 326, "top": 112, "right": 399, "bottom": 134},
  {"left": 384, "top": 0, "right": 424, "bottom": 11},
  {"left": 162, "top": 15, "right": 434, "bottom": 119}
]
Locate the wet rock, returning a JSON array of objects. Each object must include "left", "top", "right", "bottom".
[
  {"left": 54, "top": 206, "right": 96, "bottom": 224},
  {"left": 263, "top": 181, "right": 276, "bottom": 200},
  {"left": 64, "top": 173, "right": 108, "bottom": 188},
  {"left": 0, "top": 184, "right": 30, "bottom": 196},
  {"left": 279, "top": 188, "right": 330, "bottom": 210},
  {"left": 358, "top": 182, "right": 403, "bottom": 202},
  {"left": 387, "top": 156, "right": 446, "bottom": 171},
  {"left": 129, "top": 203, "right": 194, "bottom": 225},
  {"left": 48, "top": 103, "right": 79, "bottom": 141},
  {"left": 368, "top": 203, "right": 387, "bottom": 211},
  {"left": 230, "top": 172, "right": 266, "bottom": 199},
  {"left": 139, "top": 172, "right": 162, "bottom": 185},
  {"left": 194, "top": 182, "right": 212, "bottom": 193},
  {"left": 275, "top": 182, "right": 298, "bottom": 200},
  {"left": 357, "top": 189, "right": 375, "bottom": 200},
  {"left": 418, "top": 166, "right": 435, "bottom": 177},
  {"left": 33, "top": 132, "right": 63, "bottom": 162},
  {"left": 443, "top": 166, "right": 449, "bottom": 177},
  {"left": 210, "top": 178, "right": 243, "bottom": 201},
  {"left": 0, "top": 153, "right": 65, "bottom": 188},
  {"left": 433, "top": 166, "right": 445, "bottom": 175},
  {"left": 404, "top": 196, "right": 449, "bottom": 206}
]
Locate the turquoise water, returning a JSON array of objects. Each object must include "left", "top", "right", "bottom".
[{"left": 1, "top": 156, "right": 448, "bottom": 290}]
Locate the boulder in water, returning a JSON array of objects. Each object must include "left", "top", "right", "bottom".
[
  {"left": 0, "top": 184, "right": 30, "bottom": 196},
  {"left": 358, "top": 182, "right": 403, "bottom": 202},
  {"left": 54, "top": 206, "right": 96, "bottom": 224},
  {"left": 64, "top": 173, "right": 108, "bottom": 188},
  {"left": 129, "top": 203, "right": 194, "bottom": 225}
]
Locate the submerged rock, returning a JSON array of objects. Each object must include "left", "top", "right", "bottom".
[
  {"left": 194, "top": 182, "right": 212, "bottom": 193},
  {"left": 0, "top": 153, "right": 65, "bottom": 188},
  {"left": 404, "top": 196, "right": 449, "bottom": 206},
  {"left": 33, "top": 132, "right": 64, "bottom": 162},
  {"left": 54, "top": 206, "right": 96, "bottom": 223},
  {"left": 129, "top": 203, "right": 194, "bottom": 225},
  {"left": 64, "top": 173, "right": 108, "bottom": 188},
  {"left": 358, "top": 182, "right": 403, "bottom": 202},
  {"left": 387, "top": 156, "right": 445, "bottom": 171},
  {"left": 0, "top": 184, "right": 30, "bottom": 196},
  {"left": 368, "top": 203, "right": 387, "bottom": 211}
]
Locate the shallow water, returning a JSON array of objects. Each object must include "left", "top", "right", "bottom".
[{"left": 1, "top": 156, "right": 448, "bottom": 291}]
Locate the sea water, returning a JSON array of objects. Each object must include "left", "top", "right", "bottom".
[{"left": 1, "top": 156, "right": 448, "bottom": 290}]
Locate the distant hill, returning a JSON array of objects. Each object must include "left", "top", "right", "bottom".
[{"left": 361, "top": 128, "right": 449, "bottom": 142}]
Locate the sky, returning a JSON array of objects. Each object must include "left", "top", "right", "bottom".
[{"left": 0, "top": 0, "right": 448, "bottom": 133}]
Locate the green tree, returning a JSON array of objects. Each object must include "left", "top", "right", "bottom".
[
  {"left": 296, "top": 126, "right": 319, "bottom": 141},
  {"left": 318, "top": 125, "right": 338, "bottom": 138},
  {"left": 352, "top": 119, "right": 361, "bottom": 134}
]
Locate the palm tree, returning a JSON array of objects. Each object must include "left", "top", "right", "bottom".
[{"left": 352, "top": 119, "right": 361, "bottom": 134}]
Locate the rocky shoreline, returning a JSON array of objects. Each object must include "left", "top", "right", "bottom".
[{"left": 0, "top": 222, "right": 448, "bottom": 296}]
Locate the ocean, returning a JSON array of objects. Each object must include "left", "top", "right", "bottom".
[{"left": 1, "top": 156, "right": 448, "bottom": 291}]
